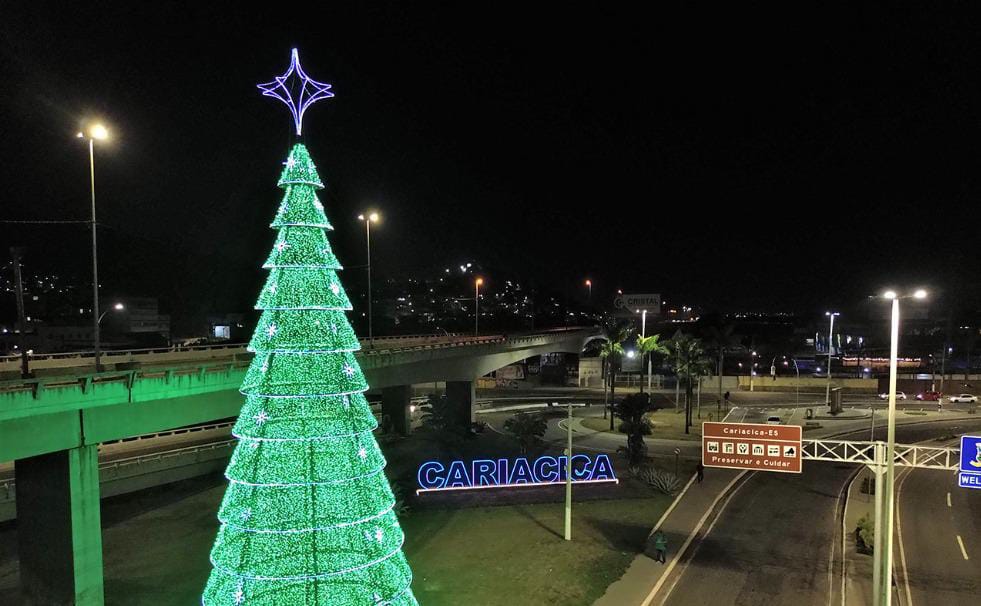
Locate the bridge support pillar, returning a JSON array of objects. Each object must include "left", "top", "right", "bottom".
[
  {"left": 446, "top": 380, "right": 476, "bottom": 427},
  {"left": 382, "top": 385, "right": 412, "bottom": 436},
  {"left": 15, "top": 444, "right": 104, "bottom": 606}
]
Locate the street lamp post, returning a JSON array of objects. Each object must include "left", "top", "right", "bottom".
[
  {"left": 825, "top": 311, "right": 840, "bottom": 405},
  {"left": 940, "top": 345, "right": 950, "bottom": 395},
  {"left": 792, "top": 358, "right": 800, "bottom": 408},
  {"left": 876, "top": 289, "right": 926, "bottom": 606},
  {"left": 77, "top": 124, "right": 109, "bottom": 370},
  {"left": 637, "top": 308, "right": 652, "bottom": 391},
  {"left": 749, "top": 351, "right": 757, "bottom": 392},
  {"left": 358, "top": 212, "right": 379, "bottom": 345},
  {"left": 585, "top": 279, "right": 592, "bottom": 303},
  {"left": 474, "top": 278, "right": 483, "bottom": 336}
]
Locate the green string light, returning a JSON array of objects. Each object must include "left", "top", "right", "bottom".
[{"left": 202, "top": 143, "right": 419, "bottom": 606}]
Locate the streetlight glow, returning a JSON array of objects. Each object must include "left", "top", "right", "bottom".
[
  {"left": 113, "top": 302, "right": 124, "bottom": 310},
  {"left": 90, "top": 124, "right": 109, "bottom": 140},
  {"left": 913, "top": 289, "right": 927, "bottom": 299},
  {"left": 883, "top": 290, "right": 898, "bottom": 300}
]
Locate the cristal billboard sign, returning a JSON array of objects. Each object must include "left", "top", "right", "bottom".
[{"left": 614, "top": 293, "right": 661, "bottom": 316}]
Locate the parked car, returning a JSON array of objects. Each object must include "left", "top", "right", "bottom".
[
  {"left": 916, "top": 391, "right": 942, "bottom": 401},
  {"left": 766, "top": 416, "right": 782, "bottom": 425},
  {"left": 878, "top": 391, "right": 907, "bottom": 400},
  {"left": 948, "top": 394, "right": 979, "bottom": 403}
]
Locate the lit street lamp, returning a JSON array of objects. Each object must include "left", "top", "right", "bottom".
[
  {"left": 825, "top": 311, "right": 840, "bottom": 405},
  {"left": 474, "top": 278, "right": 484, "bottom": 336},
  {"left": 97, "top": 302, "right": 124, "bottom": 324},
  {"left": 585, "top": 279, "right": 592, "bottom": 302},
  {"left": 77, "top": 123, "right": 109, "bottom": 370},
  {"left": 358, "top": 211, "right": 379, "bottom": 345},
  {"left": 875, "top": 288, "right": 926, "bottom": 606}
]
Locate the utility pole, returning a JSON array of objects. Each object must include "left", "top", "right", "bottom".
[{"left": 10, "top": 248, "right": 29, "bottom": 378}]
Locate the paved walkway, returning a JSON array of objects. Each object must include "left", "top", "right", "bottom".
[{"left": 594, "top": 467, "right": 742, "bottom": 606}]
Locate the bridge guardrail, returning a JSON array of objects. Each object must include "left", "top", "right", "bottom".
[
  {"left": 0, "top": 328, "right": 600, "bottom": 394},
  {"left": 101, "top": 421, "right": 235, "bottom": 446},
  {"left": 0, "top": 439, "right": 239, "bottom": 501},
  {"left": 1, "top": 327, "right": 594, "bottom": 366}
]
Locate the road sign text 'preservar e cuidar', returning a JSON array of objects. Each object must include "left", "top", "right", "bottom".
[{"left": 702, "top": 422, "right": 802, "bottom": 473}]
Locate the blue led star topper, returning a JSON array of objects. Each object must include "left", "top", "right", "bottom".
[{"left": 258, "top": 48, "right": 334, "bottom": 136}]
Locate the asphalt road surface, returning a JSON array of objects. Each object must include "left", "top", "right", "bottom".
[
  {"left": 895, "top": 458, "right": 981, "bottom": 606},
  {"left": 656, "top": 419, "right": 981, "bottom": 606}
]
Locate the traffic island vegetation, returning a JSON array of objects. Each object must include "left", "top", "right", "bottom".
[{"left": 580, "top": 408, "right": 705, "bottom": 441}]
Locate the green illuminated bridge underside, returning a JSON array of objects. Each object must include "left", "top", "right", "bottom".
[{"left": 0, "top": 328, "right": 599, "bottom": 463}]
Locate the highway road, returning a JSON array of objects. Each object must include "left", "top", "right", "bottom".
[
  {"left": 654, "top": 418, "right": 981, "bottom": 606},
  {"left": 895, "top": 452, "right": 981, "bottom": 605}
]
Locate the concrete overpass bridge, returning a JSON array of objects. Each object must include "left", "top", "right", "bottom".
[{"left": 0, "top": 327, "right": 599, "bottom": 605}]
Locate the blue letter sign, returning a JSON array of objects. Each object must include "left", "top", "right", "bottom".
[
  {"left": 416, "top": 454, "right": 619, "bottom": 494},
  {"left": 958, "top": 435, "right": 981, "bottom": 490}
]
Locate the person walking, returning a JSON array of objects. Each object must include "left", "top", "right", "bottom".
[
  {"left": 653, "top": 530, "right": 668, "bottom": 563},
  {"left": 696, "top": 462, "right": 705, "bottom": 484}
]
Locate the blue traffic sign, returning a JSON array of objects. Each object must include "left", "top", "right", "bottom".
[{"left": 958, "top": 435, "right": 981, "bottom": 490}]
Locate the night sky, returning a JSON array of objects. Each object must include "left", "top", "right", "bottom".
[{"left": 2, "top": 4, "right": 980, "bottom": 322}]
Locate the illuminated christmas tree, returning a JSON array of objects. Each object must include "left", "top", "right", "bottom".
[{"left": 202, "top": 50, "right": 418, "bottom": 606}]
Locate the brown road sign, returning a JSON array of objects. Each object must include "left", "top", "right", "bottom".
[{"left": 702, "top": 422, "right": 802, "bottom": 474}]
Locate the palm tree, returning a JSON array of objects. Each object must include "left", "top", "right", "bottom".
[
  {"left": 635, "top": 334, "right": 669, "bottom": 393},
  {"left": 706, "top": 325, "right": 738, "bottom": 409},
  {"left": 599, "top": 340, "right": 624, "bottom": 428},
  {"left": 667, "top": 332, "right": 713, "bottom": 434},
  {"left": 590, "top": 316, "right": 635, "bottom": 430}
]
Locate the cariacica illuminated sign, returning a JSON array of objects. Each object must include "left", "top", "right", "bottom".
[{"left": 416, "top": 453, "right": 618, "bottom": 494}]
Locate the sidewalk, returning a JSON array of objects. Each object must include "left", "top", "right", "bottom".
[
  {"left": 594, "top": 467, "right": 743, "bottom": 606},
  {"left": 843, "top": 467, "right": 875, "bottom": 606}
]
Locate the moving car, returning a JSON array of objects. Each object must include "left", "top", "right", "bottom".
[
  {"left": 948, "top": 394, "right": 979, "bottom": 403},
  {"left": 878, "top": 391, "right": 907, "bottom": 400},
  {"left": 766, "top": 416, "right": 782, "bottom": 425},
  {"left": 916, "top": 391, "right": 942, "bottom": 401}
]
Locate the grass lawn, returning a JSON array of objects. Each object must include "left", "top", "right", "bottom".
[
  {"left": 403, "top": 493, "right": 672, "bottom": 605},
  {"left": 579, "top": 406, "right": 717, "bottom": 441}
]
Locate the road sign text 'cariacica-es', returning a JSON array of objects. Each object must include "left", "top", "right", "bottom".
[{"left": 702, "top": 422, "right": 802, "bottom": 474}]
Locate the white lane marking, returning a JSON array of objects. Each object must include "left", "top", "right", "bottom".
[
  {"left": 641, "top": 470, "right": 750, "bottom": 606},
  {"left": 896, "top": 467, "right": 914, "bottom": 606},
  {"left": 947, "top": 492, "right": 952, "bottom": 508},
  {"left": 957, "top": 535, "right": 969, "bottom": 560}
]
